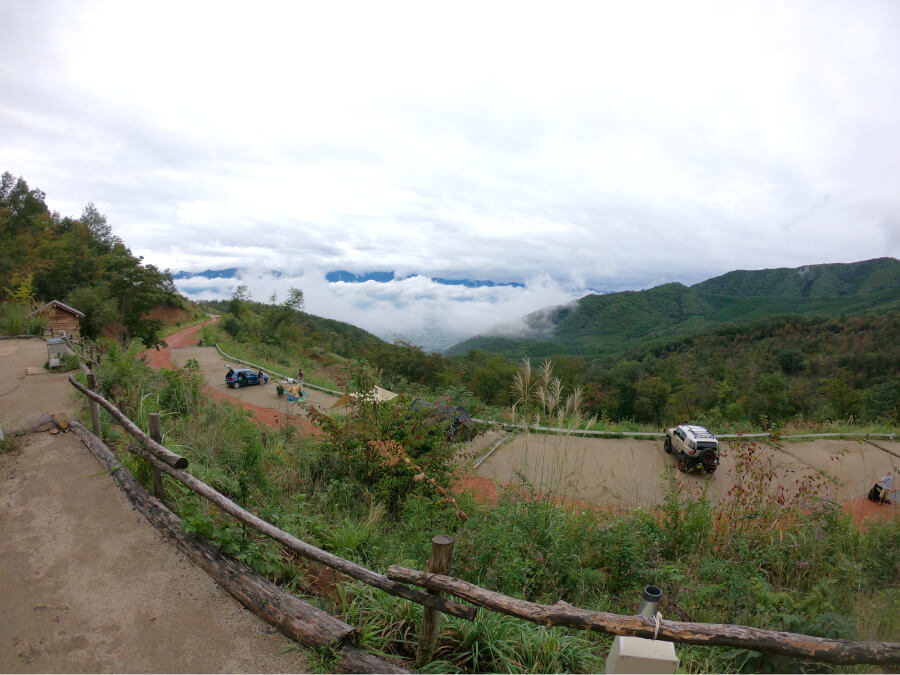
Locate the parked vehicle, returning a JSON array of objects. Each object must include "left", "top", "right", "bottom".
[
  {"left": 664, "top": 424, "right": 719, "bottom": 473},
  {"left": 225, "top": 366, "right": 269, "bottom": 389}
]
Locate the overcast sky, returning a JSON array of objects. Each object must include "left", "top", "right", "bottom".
[{"left": 3, "top": 1, "right": 899, "bottom": 348}]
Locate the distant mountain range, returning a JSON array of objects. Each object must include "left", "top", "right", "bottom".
[
  {"left": 446, "top": 258, "right": 900, "bottom": 360},
  {"left": 173, "top": 268, "right": 525, "bottom": 290}
]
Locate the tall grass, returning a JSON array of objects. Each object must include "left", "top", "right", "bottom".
[
  {"left": 96, "top": 345, "right": 900, "bottom": 673},
  {"left": 509, "top": 358, "right": 596, "bottom": 501},
  {"left": 0, "top": 301, "right": 45, "bottom": 336}
]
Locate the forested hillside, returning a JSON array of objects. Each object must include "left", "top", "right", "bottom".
[
  {"left": 448, "top": 258, "right": 900, "bottom": 360},
  {"left": 694, "top": 257, "right": 900, "bottom": 297},
  {"left": 4, "top": 170, "right": 897, "bottom": 429},
  {"left": 0, "top": 172, "right": 183, "bottom": 345}
]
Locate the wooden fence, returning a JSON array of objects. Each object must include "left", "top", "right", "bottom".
[{"left": 67, "top": 375, "right": 900, "bottom": 670}]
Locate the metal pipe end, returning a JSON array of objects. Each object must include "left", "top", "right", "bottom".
[{"left": 643, "top": 585, "right": 662, "bottom": 603}]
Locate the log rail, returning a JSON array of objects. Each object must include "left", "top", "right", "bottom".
[
  {"left": 69, "top": 376, "right": 187, "bottom": 469},
  {"left": 387, "top": 566, "right": 900, "bottom": 667},
  {"left": 67, "top": 375, "right": 900, "bottom": 668},
  {"left": 67, "top": 375, "right": 474, "bottom": 621}
]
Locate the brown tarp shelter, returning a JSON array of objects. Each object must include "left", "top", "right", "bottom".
[{"left": 329, "top": 386, "right": 398, "bottom": 410}]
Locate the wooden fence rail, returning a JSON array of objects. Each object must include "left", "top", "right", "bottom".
[
  {"left": 67, "top": 418, "right": 407, "bottom": 674},
  {"left": 69, "top": 376, "right": 187, "bottom": 469},
  {"left": 67, "top": 375, "right": 475, "bottom": 622},
  {"left": 67, "top": 376, "right": 900, "bottom": 668},
  {"left": 387, "top": 567, "right": 900, "bottom": 667}
]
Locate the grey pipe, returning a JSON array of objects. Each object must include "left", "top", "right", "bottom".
[{"left": 638, "top": 585, "right": 662, "bottom": 618}]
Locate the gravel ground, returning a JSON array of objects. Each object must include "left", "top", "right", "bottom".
[{"left": 0, "top": 337, "right": 310, "bottom": 673}]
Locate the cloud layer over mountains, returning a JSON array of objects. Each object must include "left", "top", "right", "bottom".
[{"left": 3, "top": 1, "right": 899, "bottom": 347}]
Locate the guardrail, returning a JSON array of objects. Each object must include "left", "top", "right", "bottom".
[
  {"left": 213, "top": 344, "right": 344, "bottom": 396},
  {"left": 210, "top": 343, "right": 898, "bottom": 444},
  {"left": 473, "top": 418, "right": 897, "bottom": 442}
]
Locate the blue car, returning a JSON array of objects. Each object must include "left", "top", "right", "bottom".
[{"left": 226, "top": 367, "right": 269, "bottom": 389}]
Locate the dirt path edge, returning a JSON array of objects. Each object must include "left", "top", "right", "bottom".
[{"left": 68, "top": 418, "right": 409, "bottom": 674}]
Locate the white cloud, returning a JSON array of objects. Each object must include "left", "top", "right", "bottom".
[
  {"left": 3, "top": 0, "right": 899, "bottom": 343},
  {"left": 176, "top": 269, "right": 583, "bottom": 350}
]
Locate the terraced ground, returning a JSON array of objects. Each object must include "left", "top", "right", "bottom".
[{"left": 162, "top": 324, "right": 899, "bottom": 526}]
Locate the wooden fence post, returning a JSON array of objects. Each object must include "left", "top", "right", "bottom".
[
  {"left": 415, "top": 535, "right": 455, "bottom": 668},
  {"left": 148, "top": 413, "right": 165, "bottom": 500},
  {"left": 86, "top": 372, "right": 102, "bottom": 437}
]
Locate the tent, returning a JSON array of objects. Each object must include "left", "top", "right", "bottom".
[{"left": 329, "top": 386, "right": 398, "bottom": 409}]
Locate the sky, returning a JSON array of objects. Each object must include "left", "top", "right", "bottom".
[{"left": 2, "top": 1, "right": 899, "bottom": 349}]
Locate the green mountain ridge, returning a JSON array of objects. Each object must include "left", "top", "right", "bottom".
[{"left": 447, "top": 257, "right": 900, "bottom": 360}]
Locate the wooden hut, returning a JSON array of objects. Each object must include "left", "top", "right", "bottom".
[{"left": 28, "top": 300, "right": 85, "bottom": 338}]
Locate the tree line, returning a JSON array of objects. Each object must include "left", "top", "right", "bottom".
[
  {"left": 0, "top": 171, "right": 182, "bottom": 345},
  {"left": 211, "top": 287, "right": 900, "bottom": 427}
]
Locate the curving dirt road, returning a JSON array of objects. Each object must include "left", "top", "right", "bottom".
[
  {"left": 154, "top": 319, "right": 332, "bottom": 434},
  {"left": 153, "top": 322, "right": 900, "bottom": 527},
  {"left": 0, "top": 337, "right": 309, "bottom": 672}
]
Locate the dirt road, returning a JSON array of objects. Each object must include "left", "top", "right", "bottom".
[
  {"left": 153, "top": 319, "right": 337, "bottom": 433},
  {"left": 0, "top": 337, "right": 309, "bottom": 672},
  {"left": 157, "top": 325, "right": 899, "bottom": 526},
  {"left": 473, "top": 429, "right": 900, "bottom": 524}
]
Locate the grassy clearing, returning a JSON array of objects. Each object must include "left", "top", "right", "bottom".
[{"left": 201, "top": 322, "right": 347, "bottom": 390}]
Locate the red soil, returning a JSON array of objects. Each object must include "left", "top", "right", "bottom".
[
  {"left": 843, "top": 495, "right": 899, "bottom": 528},
  {"left": 146, "top": 321, "right": 898, "bottom": 526},
  {"left": 143, "top": 319, "right": 319, "bottom": 435}
]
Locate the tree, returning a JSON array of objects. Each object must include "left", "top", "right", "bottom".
[
  {"left": 81, "top": 202, "right": 116, "bottom": 246},
  {"left": 283, "top": 287, "right": 304, "bottom": 312},
  {"left": 822, "top": 376, "right": 863, "bottom": 421},
  {"left": 635, "top": 376, "right": 671, "bottom": 427},
  {"left": 0, "top": 171, "right": 16, "bottom": 202},
  {"left": 3, "top": 270, "right": 35, "bottom": 306},
  {"left": 105, "top": 245, "right": 170, "bottom": 347},
  {"left": 66, "top": 285, "right": 116, "bottom": 340},
  {"left": 228, "top": 285, "right": 250, "bottom": 316}
]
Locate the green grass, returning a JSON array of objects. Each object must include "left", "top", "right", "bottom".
[
  {"left": 0, "top": 301, "right": 46, "bottom": 336},
  {"left": 160, "top": 311, "right": 209, "bottom": 339},
  {"left": 91, "top": 341, "right": 900, "bottom": 673},
  {"left": 202, "top": 323, "right": 346, "bottom": 390}
]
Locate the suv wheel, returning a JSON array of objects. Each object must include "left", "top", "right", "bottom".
[
  {"left": 234, "top": 380, "right": 240, "bottom": 389},
  {"left": 676, "top": 454, "right": 688, "bottom": 472}
]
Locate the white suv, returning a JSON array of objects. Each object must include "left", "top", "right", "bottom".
[{"left": 664, "top": 424, "right": 719, "bottom": 473}]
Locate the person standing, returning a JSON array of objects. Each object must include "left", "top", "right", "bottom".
[{"left": 297, "top": 368, "right": 304, "bottom": 387}]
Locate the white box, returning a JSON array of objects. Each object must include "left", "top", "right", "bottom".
[{"left": 605, "top": 635, "right": 678, "bottom": 674}]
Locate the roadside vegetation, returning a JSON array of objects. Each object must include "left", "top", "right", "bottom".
[
  {"left": 84, "top": 341, "right": 900, "bottom": 673},
  {"left": 200, "top": 293, "right": 899, "bottom": 438}
]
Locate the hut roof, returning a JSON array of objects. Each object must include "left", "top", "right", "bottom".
[{"left": 27, "top": 300, "right": 85, "bottom": 319}]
